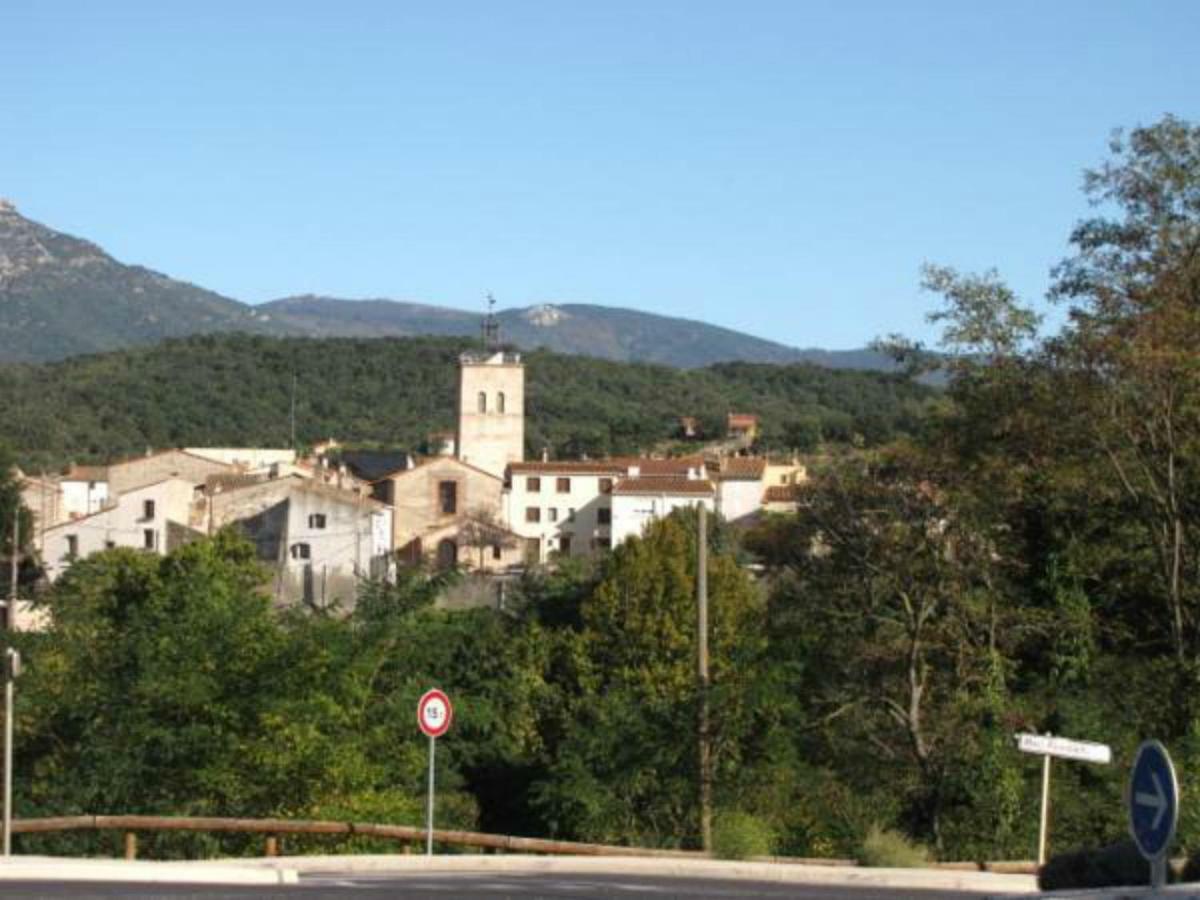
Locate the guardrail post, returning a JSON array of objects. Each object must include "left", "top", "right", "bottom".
[
  {"left": 265, "top": 835, "right": 278, "bottom": 857},
  {"left": 123, "top": 831, "right": 137, "bottom": 860}
]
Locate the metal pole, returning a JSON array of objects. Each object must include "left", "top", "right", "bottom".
[
  {"left": 697, "top": 503, "right": 711, "bottom": 852},
  {"left": 426, "top": 734, "right": 436, "bottom": 856},
  {"left": 7, "top": 510, "right": 18, "bottom": 632},
  {"left": 3, "top": 651, "right": 14, "bottom": 856},
  {"left": 1037, "top": 753, "right": 1051, "bottom": 866},
  {"left": 1152, "top": 855, "right": 1167, "bottom": 889}
]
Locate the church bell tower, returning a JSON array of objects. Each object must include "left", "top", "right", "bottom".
[{"left": 456, "top": 297, "right": 524, "bottom": 479}]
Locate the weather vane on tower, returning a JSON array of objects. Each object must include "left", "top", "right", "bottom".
[{"left": 482, "top": 292, "right": 500, "bottom": 351}]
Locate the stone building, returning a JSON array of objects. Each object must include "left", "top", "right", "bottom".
[{"left": 455, "top": 350, "right": 524, "bottom": 480}]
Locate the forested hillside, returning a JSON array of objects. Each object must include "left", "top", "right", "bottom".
[{"left": 0, "top": 333, "right": 935, "bottom": 469}]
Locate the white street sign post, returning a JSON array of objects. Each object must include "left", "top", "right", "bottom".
[
  {"left": 417, "top": 688, "right": 453, "bottom": 856},
  {"left": 1016, "top": 733, "right": 1112, "bottom": 865},
  {"left": 2, "top": 648, "right": 18, "bottom": 857}
]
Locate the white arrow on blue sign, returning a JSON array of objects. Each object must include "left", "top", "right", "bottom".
[{"left": 1128, "top": 740, "right": 1179, "bottom": 862}]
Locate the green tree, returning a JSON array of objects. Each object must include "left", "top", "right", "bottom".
[
  {"left": 531, "top": 511, "right": 766, "bottom": 848},
  {"left": 766, "top": 448, "right": 1035, "bottom": 854},
  {"left": 1050, "top": 115, "right": 1200, "bottom": 670},
  {"left": 16, "top": 532, "right": 376, "bottom": 855}
]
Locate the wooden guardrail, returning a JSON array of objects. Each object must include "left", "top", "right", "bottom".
[
  {"left": 12, "top": 815, "right": 707, "bottom": 861},
  {"left": 10, "top": 814, "right": 1038, "bottom": 873}
]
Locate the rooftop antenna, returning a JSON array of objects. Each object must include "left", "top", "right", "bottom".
[
  {"left": 290, "top": 371, "right": 297, "bottom": 451},
  {"left": 482, "top": 293, "right": 500, "bottom": 351}
]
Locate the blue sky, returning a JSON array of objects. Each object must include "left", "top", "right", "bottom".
[{"left": 2, "top": 2, "right": 1196, "bottom": 350}]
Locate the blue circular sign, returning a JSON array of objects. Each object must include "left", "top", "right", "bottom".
[{"left": 1128, "top": 740, "right": 1179, "bottom": 860}]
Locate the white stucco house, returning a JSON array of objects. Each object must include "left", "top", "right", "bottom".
[
  {"left": 209, "top": 476, "right": 392, "bottom": 608},
  {"left": 58, "top": 465, "right": 109, "bottom": 518},
  {"left": 609, "top": 476, "right": 716, "bottom": 546},
  {"left": 40, "top": 477, "right": 201, "bottom": 581}
]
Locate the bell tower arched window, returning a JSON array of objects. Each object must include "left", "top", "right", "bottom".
[
  {"left": 497, "top": 391, "right": 506, "bottom": 414},
  {"left": 477, "top": 391, "right": 487, "bottom": 413}
]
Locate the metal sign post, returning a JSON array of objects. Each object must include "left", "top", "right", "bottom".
[
  {"left": 1016, "top": 733, "right": 1112, "bottom": 865},
  {"left": 3, "top": 648, "right": 20, "bottom": 857},
  {"left": 416, "top": 688, "right": 453, "bottom": 857},
  {"left": 1128, "top": 740, "right": 1178, "bottom": 889},
  {"left": 425, "top": 733, "right": 435, "bottom": 856}
]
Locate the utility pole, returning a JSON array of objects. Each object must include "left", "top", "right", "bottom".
[
  {"left": 290, "top": 372, "right": 297, "bottom": 452},
  {"left": 697, "top": 503, "right": 712, "bottom": 852},
  {"left": 7, "top": 510, "right": 18, "bottom": 632}
]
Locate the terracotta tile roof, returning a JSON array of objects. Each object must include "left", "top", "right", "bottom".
[
  {"left": 508, "top": 461, "right": 627, "bottom": 475},
  {"left": 727, "top": 413, "right": 758, "bottom": 428},
  {"left": 206, "top": 473, "right": 269, "bottom": 493},
  {"left": 764, "top": 484, "right": 804, "bottom": 503},
  {"left": 717, "top": 457, "right": 766, "bottom": 480},
  {"left": 614, "top": 456, "right": 705, "bottom": 476},
  {"left": 612, "top": 477, "right": 714, "bottom": 496},
  {"left": 106, "top": 448, "right": 234, "bottom": 472},
  {"left": 63, "top": 465, "right": 109, "bottom": 482}
]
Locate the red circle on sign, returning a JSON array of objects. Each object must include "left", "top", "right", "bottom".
[{"left": 417, "top": 688, "right": 453, "bottom": 738}]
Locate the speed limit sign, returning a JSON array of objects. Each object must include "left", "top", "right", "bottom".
[{"left": 417, "top": 688, "right": 453, "bottom": 739}]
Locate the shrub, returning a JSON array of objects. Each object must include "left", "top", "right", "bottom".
[
  {"left": 858, "top": 824, "right": 929, "bottom": 868},
  {"left": 712, "top": 811, "right": 774, "bottom": 860},
  {"left": 1039, "top": 841, "right": 1151, "bottom": 890},
  {"left": 1180, "top": 849, "right": 1200, "bottom": 883}
]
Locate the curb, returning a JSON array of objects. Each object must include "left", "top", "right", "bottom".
[
  {"left": 240, "top": 853, "right": 1040, "bottom": 893},
  {"left": 0, "top": 856, "right": 298, "bottom": 886}
]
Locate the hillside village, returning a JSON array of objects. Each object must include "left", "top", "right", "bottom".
[{"left": 15, "top": 338, "right": 806, "bottom": 621}]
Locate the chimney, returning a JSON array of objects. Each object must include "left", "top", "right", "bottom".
[{"left": 541, "top": 447, "right": 550, "bottom": 462}]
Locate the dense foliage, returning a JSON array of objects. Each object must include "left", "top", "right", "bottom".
[{"left": 0, "top": 335, "right": 934, "bottom": 469}]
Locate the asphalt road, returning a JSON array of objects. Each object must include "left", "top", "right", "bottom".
[{"left": 0, "top": 873, "right": 1017, "bottom": 899}]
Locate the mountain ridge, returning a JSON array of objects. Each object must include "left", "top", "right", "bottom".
[
  {"left": 0, "top": 201, "right": 894, "bottom": 370},
  {"left": 260, "top": 295, "right": 896, "bottom": 370}
]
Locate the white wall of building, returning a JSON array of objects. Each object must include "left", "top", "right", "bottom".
[
  {"left": 610, "top": 491, "right": 715, "bottom": 547},
  {"left": 42, "top": 478, "right": 197, "bottom": 581},
  {"left": 717, "top": 478, "right": 764, "bottom": 523},
  {"left": 506, "top": 468, "right": 617, "bottom": 561},
  {"left": 60, "top": 478, "right": 108, "bottom": 518}
]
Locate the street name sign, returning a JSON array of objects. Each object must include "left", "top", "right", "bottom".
[
  {"left": 1128, "top": 740, "right": 1178, "bottom": 871},
  {"left": 1015, "top": 732, "right": 1112, "bottom": 866},
  {"left": 1017, "top": 733, "right": 1112, "bottom": 765}
]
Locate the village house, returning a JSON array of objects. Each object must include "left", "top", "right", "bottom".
[
  {"left": 505, "top": 459, "right": 625, "bottom": 562},
  {"left": 610, "top": 474, "right": 716, "bottom": 547},
  {"left": 505, "top": 456, "right": 717, "bottom": 562},
  {"left": 40, "top": 477, "right": 202, "bottom": 581},
  {"left": 208, "top": 474, "right": 392, "bottom": 608},
  {"left": 712, "top": 456, "right": 767, "bottom": 523},
  {"left": 105, "top": 448, "right": 234, "bottom": 495},
  {"left": 762, "top": 483, "right": 805, "bottom": 514},
  {"left": 726, "top": 412, "right": 759, "bottom": 446},
  {"left": 17, "top": 470, "right": 64, "bottom": 545},
  {"left": 372, "top": 455, "right": 521, "bottom": 571},
  {"left": 59, "top": 464, "right": 109, "bottom": 518}
]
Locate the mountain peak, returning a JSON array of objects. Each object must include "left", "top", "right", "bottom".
[{"left": 0, "top": 198, "right": 16, "bottom": 214}]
